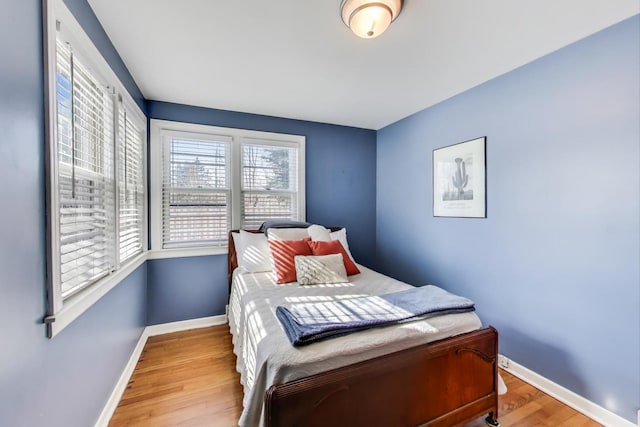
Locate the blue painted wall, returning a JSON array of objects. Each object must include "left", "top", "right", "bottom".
[
  {"left": 146, "top": 101, "right": 377, "bottom": 324},
  {"left": 0, "top": 1, "right": 147, "bottom": 426},
  {"left": 147, "top": 256, "right": 228, "bottom": 325},
  {"left": 376, "top": 16, "right": 639, "bottom": 423}
]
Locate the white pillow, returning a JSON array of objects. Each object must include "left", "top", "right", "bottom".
[
  {"left": 238, "top": 230, "right": 273, "bottom": 272},
  {"left": 307, "top": 224, "right": 331, "bottom": 242},
  {"left": 294, "top": 254, "right": 348, "bottom": 285},
  {"left": 267, "top": 227, "right": 309, "bottom": 241},
  {"left": 329, "top": 228, "right": 356, "bottom": 263},
  {"left": 231, "top": 231, "right": 241, "bottom": 254}
]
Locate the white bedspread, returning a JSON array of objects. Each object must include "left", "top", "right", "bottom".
[{"left": 228, "top": 265, "right": 483, "bottom": 427}]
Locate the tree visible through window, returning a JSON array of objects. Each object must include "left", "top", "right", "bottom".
[
  {"left": 162, "top": 138, "right": 230, "bottom": 247},
  {"left": 241, "top": 143, "right": 298, "bottom": 230}
]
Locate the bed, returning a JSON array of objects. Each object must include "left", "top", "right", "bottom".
[{"left": 227, "top": 227, "right": 500, "bottom": 427}]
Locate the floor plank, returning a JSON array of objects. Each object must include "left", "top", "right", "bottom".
[
  {"left": 109, "top": 326, "right": 243, "bottom": 427},
  {"left": 110, "top": 325, "right": 602, "bottom": 427}
]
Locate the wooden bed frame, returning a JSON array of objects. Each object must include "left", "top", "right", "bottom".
[{"left": 228, "top": 229, "right": 500, "bottom": 427}]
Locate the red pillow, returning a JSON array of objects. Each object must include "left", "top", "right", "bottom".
[
  {"left": 307, "top": 240, "right": 360, "bottom": 276},
  {"left": 269, "top": 238, "right": 312, "bottom": 284}
]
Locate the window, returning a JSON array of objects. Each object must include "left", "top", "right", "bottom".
[
  {"left": 44, "top": 0, "right": 147, "bottom": 337},
  {"left": 118, "top": 104, "right": 146, "bottom": 263},
  {"left": 54, "top": 38, "right": 116, "bottom": 298},
  {"left": 150, "top": 121, "right": 305, "bottom": 256},
  {"left": 241, "top": 140, "right": 300, "bottom": 230},
  {"left": 162, "top": 133, "right": 231, "bottom": 248}
]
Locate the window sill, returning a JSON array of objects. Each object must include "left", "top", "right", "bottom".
[
  {"left": 147, "top": 246, "right": 228, "bottom": 260},
  {"left": 46, "top": 252, "right": 147, "bottom": 338},
  {"left": 46, "top": 246, "right": 230, "bottom": 338}
]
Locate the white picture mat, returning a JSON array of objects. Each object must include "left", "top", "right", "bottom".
[{"left": 433, "top": 137, "right": 486, "bottom": 218}]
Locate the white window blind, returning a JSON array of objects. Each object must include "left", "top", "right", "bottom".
[
  {"left": 44, "top": 0, "right": 148, "bottom": 337},
  {"left": 161, "top": 135, "right": 231, "bottom": 248},
  {"left": 151, "top": 121, "right": 305, "bottom": 254},
  {"left": 241, "top": 141, "right": 299, "bottom": 230},
  {"left": 55, "top": 38, "right": 116, "bottom": 299},
  {"left": 118, "top": 105, "right": 145, "bottom": 263}
]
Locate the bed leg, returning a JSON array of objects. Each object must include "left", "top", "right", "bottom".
[{"left": 485, "top": 412, "right": 500, "bottom": 427}]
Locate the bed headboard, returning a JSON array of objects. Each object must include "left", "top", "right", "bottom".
[{"left": 227, "top": 227, "right": 343, "bottom": 295}]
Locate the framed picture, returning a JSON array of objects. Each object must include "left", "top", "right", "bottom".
[{"left": 433, "top": 137, "right": 486, "bottom": 218}]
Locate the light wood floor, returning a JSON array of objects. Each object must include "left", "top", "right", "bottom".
[{"left": 110, "top": 325, "right": 601, "bottom": 427}]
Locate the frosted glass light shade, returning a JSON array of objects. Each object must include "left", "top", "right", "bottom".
[{"left": 340, "top": 0, "right": 402, "bottom": 39}]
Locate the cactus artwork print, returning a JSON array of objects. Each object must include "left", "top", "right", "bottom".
[
  {"left": 441, "top": 155, "right": 474, "bottom": 201},
  {"left": 433, "top": 137, "right": 486, "bottom": 218},
  {"left": 452, "top": 158, "right": 470, "bottom": 200}
]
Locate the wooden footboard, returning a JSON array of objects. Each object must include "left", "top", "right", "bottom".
[{"left": 265, "top": 326, "right": 498, "bottom": 427}]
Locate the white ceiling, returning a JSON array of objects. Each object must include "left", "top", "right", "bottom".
[{"left": 88, "top": 0, "right": 638, "bottom": 130}]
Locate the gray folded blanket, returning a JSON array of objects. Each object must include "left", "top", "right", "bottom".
[{"left": 276, "top": 285, "right": 475, "bottom": 346}]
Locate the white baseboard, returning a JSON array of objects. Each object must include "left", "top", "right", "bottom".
[
  {"left": 499, "top": 354, "right": 635, "bottom": 427},
  {"left": 145, "top": 314, "right": 228, "bottom": 337},
  {"left": 95, "top": 315, "right": 228, "bottom": 427},
  {"left": 95, "top": 329, "right": 148, "bottom": 427}
]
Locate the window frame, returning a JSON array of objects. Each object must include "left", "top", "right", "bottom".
[
  {"left": 239, "top": 138, "right": 303, "bottom": 230},
  {"left": 43, "top": 0, "right": 148, "bottom": 338},
  {"left": 159, "top": 129, "right": 233, "bottom": 250},
  {"left": 117, "top": 102, "right": 147, "bottom": 265},
  {"left": 149, "top": 120, "right": 306, "bottom": 259}
]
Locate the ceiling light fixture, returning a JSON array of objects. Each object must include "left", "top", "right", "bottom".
[{"left": 340, "top": 0, "right": 403, "bottom": 39}]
